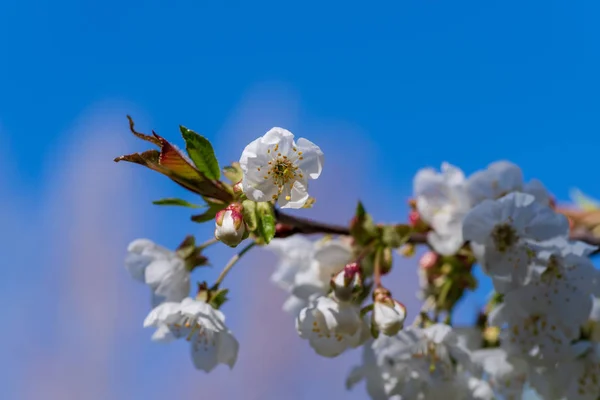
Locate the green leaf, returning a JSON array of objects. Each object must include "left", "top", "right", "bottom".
[
  {"left": 114, "top": 133, "right": 232, "bottom": 203},
  {"left": 191, "top": 202, "right": 227, "bottom": 223},
  {"left": 180, "top": 126, "right": 221, "bottom": 180},
  {"left": 350, "top": 201, "right": 377, "bottom": 245},
  {"left": 356, "top": 201, "right": 367, "bottom": 218},
  {"left": 223, "top": 163, "right": 243, "bottom": 184},
  {"left": 256, "top": 202, "right": 276, "bottom": 244},
  {"left": 380, "top": 224, "right": 413, "bottom": 248},
  {"left": 152, "top": 198, "right": 205, "bottom": 208},
  {"left": 242, "top": 200, "right": 258, "bottom": 231}
]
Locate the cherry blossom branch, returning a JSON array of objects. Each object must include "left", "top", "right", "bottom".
[
  {"left": 275, "top": 210, "right": 600, "bottom": 255},
  {"left": 274, "top": 209, "right": 429, "bottom": 244}
]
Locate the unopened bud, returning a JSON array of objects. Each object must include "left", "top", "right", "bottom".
[
  {"left": 399, "top": 243, "right": 416, "bottom": 257},
  {"left": 408, "top": 210, "right": 421, "bottom": 226},
  {"left": 331, "top": 263, "right": 363, "bottom": 302},
  {"left": 233, "top": 181, "right": 243, "bottom": 194},
  {"left": 214, "top": 203, "right": 247, "bottom": 247},
  {"left": 419, "top": 251, "right": 439, "bottom": 269},
  {"left": 371, "top": 290, "right": 407, "bottom": 336}
]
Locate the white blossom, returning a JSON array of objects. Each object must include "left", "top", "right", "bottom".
[
  {"left": 125, "top": 239, "right": 190, "bottom": 307},
  {"left": 290, "top": 239, "right": 354, "bottom": 310},
  {"left": 528, "top": 342, "right": 600, "bottom": 400},
  {"left": 472, "top": 348, "right": 528, "bottom": 399},
  {"left": 239, "top": 127, "right": 324, "bottom": 208},
  {"left": 462, "top": 192, "right": 569, "bottom": 290},
  {"left": 144, "top": 298, "right": 239, "bottom": 372},
  {"left": 351, "top": 324, "right": 480, "bottom": 399},
  {"left": 267, "top": 235, "right": 316, "bottom": 291},
  {"left": 466, "top": 161, "right": 550, "bottom": 206},
  {"left": 413, "top": 162, "right": 472, "bottom": 255},
  {"left": 296, "top": 296, "right": 367, "bottom": 357},
  {"left": 266, "top": 237, "right": 354, "bottom": 315}
]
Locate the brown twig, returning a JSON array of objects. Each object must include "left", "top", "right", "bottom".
[{"left": 274, "top": 210, "right": 600, "bottom": 254}]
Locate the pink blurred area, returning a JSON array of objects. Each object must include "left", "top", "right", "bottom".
[{"left": 1, "top": 85, "right": 419, "bottom": 400}]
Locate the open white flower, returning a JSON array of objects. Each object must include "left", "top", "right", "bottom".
[
  {"left": 462, "top": 192, "right": 569, "bottom": 289},
  {"left": 296, "top": 296, "right": 367, "bottom": 357},
  {"left": 267, "top": 235, "right": 316, "bottom": 292},
  {"left": 471, "top": 348, "right": 528, "bottom": 399},
  {"left": 125, "top": 239, "right": 190, "bottom": 307},
  {"left": 489, "top": 284, "right": 582, "bottom": 365},
  {"left": 355, "top": 324, "right": 480, "bottom": 399},
  {"left": 144, "top": 298, "right": 239, "bottom": 372},
  {"left": 528, "top": 342, "right": 600, "bottom": 400},
  {"left": 467, "top": 161, "right": 552, "bottom": 206},
  {"left": 346, "top": 339, "right": 404, "bottom": 400},
  {"left": 290, "top": 239, "right": 354, "bottom": 307},
  {"left": 266, "top": 237, "right": 353, "bottom": 315},
  {"left": 239, "top": 127, "right": 324, "bottom": 208},
  {"left": 413, "top": 162, "right": 471, "bottom": 255}
]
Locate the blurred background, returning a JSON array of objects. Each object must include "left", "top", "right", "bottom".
[{"left": 1, "top": 1, "right": 600, "bottom": 399}]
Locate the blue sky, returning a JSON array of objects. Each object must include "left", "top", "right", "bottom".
[{"left": 2, "top": 1, "right": 600, "bottom": 399}]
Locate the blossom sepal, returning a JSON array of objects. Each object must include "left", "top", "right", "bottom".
[
  {"left": 175, "top": 235, "right": 210, "bottom": 272},
  {"left": 240, "top": 200, "right": 276, "bottom": 245},
  {"left": 195, "top": 282, "right": 230, "bottom": 309}
]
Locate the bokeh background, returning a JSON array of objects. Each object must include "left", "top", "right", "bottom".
[{"left": 2, "top": 1, "right": 600, "bottom": 399}]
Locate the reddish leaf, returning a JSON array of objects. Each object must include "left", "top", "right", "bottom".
[
  {"left": 126, "top": 116, "right": 161, "bottom": 147},
  {"left": 153, "top": 132, "right": 203, "bottom": 181}
]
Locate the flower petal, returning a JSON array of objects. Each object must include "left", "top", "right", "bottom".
[
  {"left": 261, "top": 127, "right": 295, "bottom": 155},
  {"left": 296, "top": 137, "right": 324, "bottom": 179},
  {"left": 278, "top": 176, "right": 309, "bottom": 209}
]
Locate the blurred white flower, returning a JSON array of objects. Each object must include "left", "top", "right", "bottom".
[
  {"left": 472, "top": 348, "right": 529, "bottom": 399},
  {"left": 125, "top": 239, "right": 190, "bottom": 307},
  {"left": 144, "top": 298, "right": 239, "bottom": 372},
  {"left": 296, "top": 296, "right": 367, "bottom": 357},
  {"left": 413, "top": 162, "right": 471, "bottom": 255},
  {"left": 467, "top": 161, "right": 550, "bottom": 206},
  {"left": 462, "top": 192, "right": 569, "bottom": 289},
  {"left": 239, "top": 127, "right": 324, "bottom": 208}
]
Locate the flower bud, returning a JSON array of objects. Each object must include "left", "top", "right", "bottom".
[
  {"left": 399, "top": 243, "right": 416, "bottom": 257},
  {"left": 214, "top": 203, "right": 247, "bottom": 247},
  {"left": 371, "top": 289, "right": 407, "bottom": 336},
  {"left": 408, "top": 209, "right": 421, "bottom": 226},
  {"left": 330, "top": 263, "right": 363, "bottom": 302},
  {"left": 233, "top": 181, "right": 243, "bottom": 194},
  {"left": 419, "top": 251, "right": 439, "bottom": 270}
]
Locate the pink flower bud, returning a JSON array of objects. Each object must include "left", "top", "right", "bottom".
[
  {"left": 419, "top": 251, "right": 439, "bottom": 270},
  {"left": 233, "top": 181, "right": 243, "bottom": 194},
  {"left": 408, "top": 210, "right": 421, "bottom": 227},
  {"left": 214, "top": 204, "right": 247, "bottom": 247},
  {"left": 331, "top": 263, "right": 363, "bottom": 302}
]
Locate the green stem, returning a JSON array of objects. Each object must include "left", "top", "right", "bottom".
[
  {"left": 373, "top": 246, "right": 383, "bottom": 288},
  {"left": 214, "top": 242, "right": 257, "bottom": 286},
  {"left": 197, "top": 237, "right": 219, "bottom": 251}
]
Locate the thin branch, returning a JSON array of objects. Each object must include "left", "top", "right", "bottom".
[
  {"left": 274, "top": 210, "right": 600, "bottom": 254},
  {"left": 274, "top": 209, "right": 429, "bottom": 244},
  {"left": 214, "top": 242, "right": 257, "bottom": 286}
]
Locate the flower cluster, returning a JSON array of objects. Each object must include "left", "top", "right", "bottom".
[{"left": 117, "top": 119, "right": 600, "bottom": 399}]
